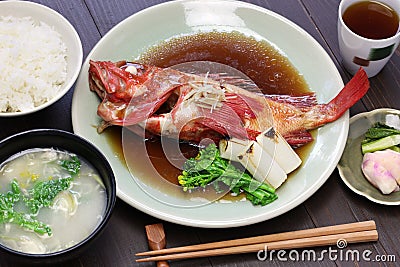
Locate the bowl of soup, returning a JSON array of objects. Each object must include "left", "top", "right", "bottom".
[{"left": 0, "top": 129, "right": 116, "bottom": 263}]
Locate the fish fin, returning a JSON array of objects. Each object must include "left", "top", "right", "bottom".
[
  {"left": 203, "top": 92, "right": 272, "bottom": 140},
  {"left": 199, "top": 118, "right": 259, "bottom": 140},
  {"left": 325, "top": 68, "right": 369, "bottom": 119},
  {"left": 123, "top": 91, "right": 174, "bottom": 125},
  {"left": 207, "top": 92, "right": 270, "bottom": 139},
  {"left": 224, "top": 92, "right": 259, "bottom": 119},
  {"left": 265, "top": 93, "right": 317, "bottom": 109},
  {"left": 198, "top": 102, "right": 263, "bottom": 140},
  {"left": 209, "top": 74, "right": 260, "bottom": 93},
  {"left": 96, "top": 120, "right": 113, "bottom": 133},
  {"left": 198, "top": 103, "right": 251, "bottom": 139},
  {"left": 284, "top": 131, "right": 314, "bottom": 147}
]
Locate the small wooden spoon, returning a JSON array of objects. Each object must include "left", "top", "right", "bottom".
[{"left": 145, "top": 223, "right": 169, "bottom": 267}]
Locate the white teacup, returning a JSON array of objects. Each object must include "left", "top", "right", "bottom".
[{"left": 338, "top": 0, "right": 400, "bottom": 77}]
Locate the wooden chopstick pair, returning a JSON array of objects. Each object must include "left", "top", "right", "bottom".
[{"left": 136, "top": 220, "right": 378, "bottom": 262}]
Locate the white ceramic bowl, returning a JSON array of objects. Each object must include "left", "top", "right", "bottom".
[{"left": 0, "top": 1, "right": 82, "bottom": 117}]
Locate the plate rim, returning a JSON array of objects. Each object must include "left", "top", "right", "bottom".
[{"left": 72, "top": 0, "right": 347, "bottom": 227}]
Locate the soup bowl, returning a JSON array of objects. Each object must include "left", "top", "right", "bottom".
[{"left": 0, "top": 129, "right": 116, "bottom": 264}]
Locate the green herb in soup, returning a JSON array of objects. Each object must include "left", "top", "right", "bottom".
[
  {"left": 60, "top": 156, "right": 81, "bottom": 176},
  {"left": 0, "top": 180, "right": 52, "bottom": 235},
  {"left": 23, "top": 177, "right": 73, "bottom": 215},
  {"left": 0, "top": 149, "right": 106, "bottom": 254}
]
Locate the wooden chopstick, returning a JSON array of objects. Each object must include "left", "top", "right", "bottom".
[
  {"left": 136, "top": 229, "right": 378, "bottom": 262},
  {"left": 145, "top": 223, "right": 169, "bottom": 267},
  {"left": 136, "top": 220, "right": 376, "bottom": 257}
]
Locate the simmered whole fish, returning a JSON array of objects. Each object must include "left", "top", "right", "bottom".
[{"left": 88, "top": 60, "right": 369, "bottom": 146}]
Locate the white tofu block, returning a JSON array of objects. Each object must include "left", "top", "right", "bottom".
[
  {"left": 256, "top": 127, "right": 302, "bottom": 174},
  {"left": 237, "top": 141, "right": 287, "bottom": 189}
]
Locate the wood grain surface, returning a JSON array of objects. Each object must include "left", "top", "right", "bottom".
[{"left": 0, "top": 1, "right": 398, "bottom": 266}]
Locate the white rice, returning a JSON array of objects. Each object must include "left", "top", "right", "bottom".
[{"left": 0, "top": 16, "right": 67, "bottom": 113}]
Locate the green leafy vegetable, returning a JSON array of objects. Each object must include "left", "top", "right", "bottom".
[
  {"left": 0, "top": 180, "right": 52, "bottom": 235},
  {"left": 60, "top": 156, "right": 81, "bottom": 176},
  {"left": 362, "top": 122, "right": 400, "bottom": 154},
  {"left": 24, "top": 156, "right": 79, "bottom": 214},
  {"left": 0, "top": 155, "right": 82, "bottom": 235},
  {"left": 7, "top": 211, "right": 52, "bottom": 236},
  {"left": 364, "top": 122, "right": 400, "bottom": 140},
  {"left": 0, "top": 180, "right": 20, "bottom": 212},
  {"left": 178, "top": 144, "right": 278, "bottom": 206},
  {"left": 24, "top": 177, "right": 73, "bottom": 214}
]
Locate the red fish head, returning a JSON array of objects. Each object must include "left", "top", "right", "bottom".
[{"left": 88, "top": 60, "right": 155, "bottom": 102}]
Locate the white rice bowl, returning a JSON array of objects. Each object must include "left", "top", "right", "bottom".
[{"left": 0, "top": 1, "right": 82, "bottom": 117}]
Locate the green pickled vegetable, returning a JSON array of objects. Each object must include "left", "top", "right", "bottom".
[
  {"left": 362, "top": 135, "right": 400, "bottom": 154},
  {"left": 364, "top": 122, "right": 400, "bottom": 139},
  {"left": 362, "top": 122, "right": 400, "bottom": 154},
  {"left": 178, "top": 144, "right": 278, "bottom": 206}
]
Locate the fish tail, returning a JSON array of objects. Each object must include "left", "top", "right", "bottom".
[
  {"left": 326, "top": 68, "right": 369, "bottom": 118},
  {"left": 302, "top": 67, "right": 369, "bottom": 130}
]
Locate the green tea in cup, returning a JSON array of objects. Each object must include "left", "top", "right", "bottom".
[
  {"left": 342, "top": 1, "right": 399, "bottom": 39},
  {"left": 338, "top": 0, "right": 400, "bottom": 77}
]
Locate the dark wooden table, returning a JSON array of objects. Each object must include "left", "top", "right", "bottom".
[{"left": 1, "top": 0, "right": 399, "bottom": 266}]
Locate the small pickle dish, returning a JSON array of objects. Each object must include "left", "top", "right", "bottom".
[
  {"left": 338, "top": 108, "right": 400, "bottom": 205},
  {"left": 0, "top": 129, "right": 116, "bottom": 264}
]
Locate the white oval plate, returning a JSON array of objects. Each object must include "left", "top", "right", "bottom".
[{"left": 72, "top": 0, "right": 346, "bottom": 227}]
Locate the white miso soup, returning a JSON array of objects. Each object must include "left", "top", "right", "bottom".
[{"left": 0, "top": 148, "right": 107, "bottom": 254}]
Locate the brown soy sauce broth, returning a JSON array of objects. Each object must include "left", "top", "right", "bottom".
[
  {"left": 140, "top": 31, "right": 310, "bottom": 95},
  {"left": 106, "top": 31, "right": 315, "bottom": 202}
]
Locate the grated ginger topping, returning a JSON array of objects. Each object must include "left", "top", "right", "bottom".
[{"left": 184, "top": 81, "right": 226, "bottom": 112}]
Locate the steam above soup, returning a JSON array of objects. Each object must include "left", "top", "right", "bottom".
[{"left": 0, "top": 148, "right": 107, "bottom": 254}]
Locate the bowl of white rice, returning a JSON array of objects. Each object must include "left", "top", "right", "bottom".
[{"left": 0, "top": 1, "right": 83, "bottom": 116}]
